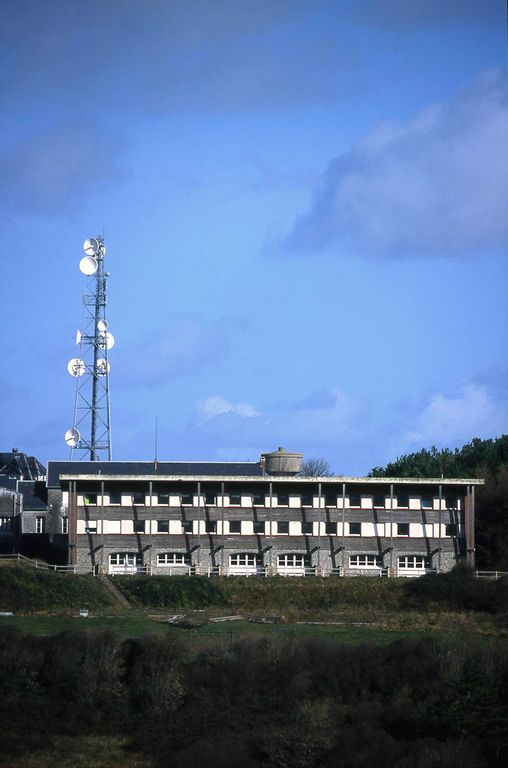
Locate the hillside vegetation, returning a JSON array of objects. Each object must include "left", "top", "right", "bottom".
[
  {"left": 0, "top": 627, "right": 507, "bottom": 768},
  {"left": 370, "top": 436, "right": 508, "bottom": 569}
]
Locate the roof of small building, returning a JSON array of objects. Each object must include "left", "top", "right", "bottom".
[{"left": 0, "top": 452, "right": 46, "bottom": 481}]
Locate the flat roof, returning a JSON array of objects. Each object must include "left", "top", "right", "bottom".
[{"left": 55, "top": 473, "right": 483, "bottom": 486}]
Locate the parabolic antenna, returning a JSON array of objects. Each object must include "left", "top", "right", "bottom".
[
  {"left": 79, "top": 255, "right": 98, "bottom": 275},
  {"left": 96, "top": 358, "right": 110, "bottom": 376},
  {"left": 97, "top": 319, "right": 108, "bottom": 332},
  {"left": 83, "top": 237, "right": 100, "bottom": 256},
  {"left": 67, "top": 357, "right": 86, "bottom": 377},
  {"left": 64, "top": 427, "right": 81, "bottom": 448},
  {"left": 99, "top": 331, "right": 115, "bottom": 349}
]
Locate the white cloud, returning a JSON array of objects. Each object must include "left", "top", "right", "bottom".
[
  {"left": 283, "top": 69, "right": 508, "bottom": 258},
  {"left": 197, "top": 395, "right": 260, "bottom": 421},
  {"left": 398, "top": 384, "right": 508, "bottom": 451}
]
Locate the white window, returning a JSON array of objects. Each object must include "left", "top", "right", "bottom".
[
  {"left": 36, "top": 516, "right": 45, "bottom": 534},
  {"left": 398, "top": 556, "right": 426, "bottom": 570},
  {"left": 84, "top": 520, "right": 97, "bottom": 533},
  {"left": 157, "top": 553, "right": 188, "bottom": 566},
  {"left": 277, "top": 554, "right": 307, "bottom": 568},
  {"left": 109, "top": 552, "right": 143, "bottom": 574},
  {"left": 61, "top": 517, "right": 69, "bottom": 534},
  {"left": 349, "top": 555, "right": 381, "bottom": 568},
  {"left": 230, "top": 554, "right": 259, "bottom": 567}
]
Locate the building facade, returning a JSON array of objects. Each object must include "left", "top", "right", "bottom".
[{"left": 47, "top": 450, "right": 481, "bottom": 577}]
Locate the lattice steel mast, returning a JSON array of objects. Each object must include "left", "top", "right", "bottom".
[{"left": 65, "top": 237, "right": 114, "bottom": 460}]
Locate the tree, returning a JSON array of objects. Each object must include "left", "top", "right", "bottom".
[{"left": 299, "top": 457, "right": 333, "bottom": 477}]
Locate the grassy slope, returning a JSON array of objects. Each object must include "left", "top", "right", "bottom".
[
  {"left": 0, "top": 564, "right": 114, "bottom": 612},
  {"left": 0, "top": 565, "right": 506, "bottom": 640}
]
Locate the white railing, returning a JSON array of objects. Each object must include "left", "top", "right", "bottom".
[
  {"left": 475, "top": 570, "right": 508, "bottom": 580},
  {"left": 226, "top": 565, "right": 267, "bottom": 577},
  {"left": 0, "top": 553, "right": 95, "bottom": 574}
]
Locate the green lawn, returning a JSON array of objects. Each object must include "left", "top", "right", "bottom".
[{"left": 0, "top": 611, "right": 498, "bottom": 646}]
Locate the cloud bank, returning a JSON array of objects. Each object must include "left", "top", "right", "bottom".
[
  {"left": 395, "top": 384, "right": 508, "bottom": 454},
  {"left": 283, "top": 69, "right": 508, "bottom": 258}
]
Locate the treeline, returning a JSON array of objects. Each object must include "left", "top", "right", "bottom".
[
  {"left": 1, "top": 627, "right": 507, "bottom": 768},
  {"left": 369, "top": 436, "right": 508, "bottom": 570}
]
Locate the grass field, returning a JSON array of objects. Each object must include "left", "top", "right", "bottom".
[{"left": 0, "top": 608, "right": 503, "bottom": 646}]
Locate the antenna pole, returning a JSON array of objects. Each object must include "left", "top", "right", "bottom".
[{"left": 65, "top": 237, "right": 114, "bottom": 461}]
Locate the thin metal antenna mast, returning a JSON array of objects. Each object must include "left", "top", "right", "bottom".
[{"left": 65, "top": 237, "right": 114, "bottom": 461}]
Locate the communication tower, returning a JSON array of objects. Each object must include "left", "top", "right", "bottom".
[{"left": 65, "top": 237, "right": 114, "bottom": 460}]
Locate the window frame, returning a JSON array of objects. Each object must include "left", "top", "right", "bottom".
[
  {"left": 157, "top": 552, "right": 189, "bottom": 566},
  {"left": 398, "top": 555, "right": 427, "bottom": 570},
  {"left": 230, "top": 553, "right": 259, "bottom": 568},
  {"left": 349, "top": 554, "right": 382, "bottom": 569},
  {"left": 396, "top": 522, "right": 410, "bottom": 537}
]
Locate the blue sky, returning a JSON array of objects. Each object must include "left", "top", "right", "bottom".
[{"left": 0, "top": 0, "right": 507, "bottom": 474}]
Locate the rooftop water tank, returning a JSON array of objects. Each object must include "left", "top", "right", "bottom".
[{"left": 261, "top": 447, "right": 303, "bottom": 476}]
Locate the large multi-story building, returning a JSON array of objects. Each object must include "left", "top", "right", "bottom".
[{"left": 46, "top": 448, "right": 481, "bottom": 577}]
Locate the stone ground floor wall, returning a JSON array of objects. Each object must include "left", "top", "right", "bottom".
[{"left": 75, "top": 534, "right": 462, "bottom": 576}]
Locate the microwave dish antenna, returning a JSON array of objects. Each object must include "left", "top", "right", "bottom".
[
  {"left": 64, "top": 427, "right": 81, "bottom": 448},
  {"left": 83, "top": 237, "right": 100, "bottom": 256},
  {"left": 67, "top": 358, "right": 86, "bottom": 377},
  {"left": 79, "top": 255, "right": 98, "bottom": 275},
  {"left": 66, "top": 235, "right": 113, "bottom": 461}
]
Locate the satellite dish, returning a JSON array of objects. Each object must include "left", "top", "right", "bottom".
[
  {"left": 67, "top": 358, "right": 86, "bottom": 377},
  {"left": 79, "top": 255, "right": 98, "bottom": 275},
  {"left": 97, "top": 319, "right": 108, "bottom": 332},
  {"left": 96, "top": 358, "right": 110, "bottom": 376},
  {"left": 64, "top": 428, "right": 81, "bottom": 448},
  {"left": 75, "top": 330, "right": 82, "bottom": 345},
  {"left": 83, "top": 237, "right": 100, "bottom": 256},
  {"left": 99, "top": 331, "right": 115, "bottom": 349}
]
